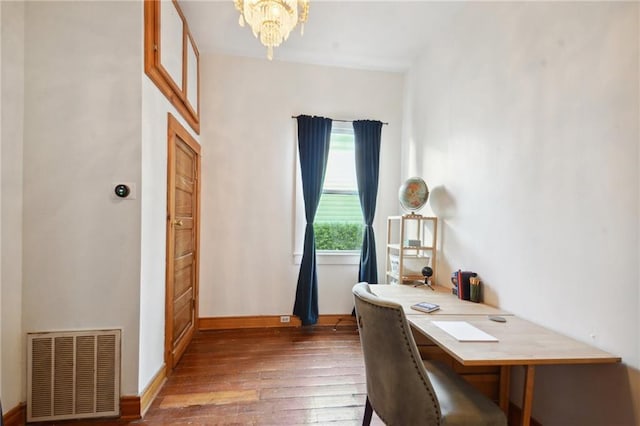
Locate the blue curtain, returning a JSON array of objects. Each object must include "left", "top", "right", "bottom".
[
  {"left": 354, "top": 120, "right": 383, "bottom": 284},
  {"left": 293, "top": 115, "right": 332, "bottom": 325}
]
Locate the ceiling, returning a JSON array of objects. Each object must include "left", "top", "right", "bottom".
[{"left": 180, "top": 1, "right": 467, "bottom": 72}]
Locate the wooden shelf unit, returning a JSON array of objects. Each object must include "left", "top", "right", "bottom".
[{"left": 386, "top": 214, "right": 438, "bottom": 284}]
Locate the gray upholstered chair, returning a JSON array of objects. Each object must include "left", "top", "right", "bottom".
[{"left": 352, "top": 282, "right": 507, "bottom": 426}]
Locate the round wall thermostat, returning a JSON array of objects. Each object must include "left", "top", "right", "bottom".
[{"left": 114, "top": 184, "right": 130, "bottom": 198}]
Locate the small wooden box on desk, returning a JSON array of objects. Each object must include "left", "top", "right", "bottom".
[{"left": 386, "top": 214, "right": 437, "bottom": 285}]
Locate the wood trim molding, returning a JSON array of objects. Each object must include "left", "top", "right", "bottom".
[
  {"left": 141, "top": 365, "right": 167, "bottom": 417},
  {"left": 120, "top": 396, "right": 141, "bottom": 421},
  {"left": 199, "top": 314, "right": 357, "bottom": 331},
  {"left": 120, "top": 365, "right": 167, "bottom": 420},
  {"left": 3, "top": 402, "right": 25, "bottom": 426},
  {"left": 144, "top": 0, "right": 200, "bottom": 134}
]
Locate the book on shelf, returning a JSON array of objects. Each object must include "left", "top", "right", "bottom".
[{"left": 410, "top": 302, "right": 440, "bottom": 313}]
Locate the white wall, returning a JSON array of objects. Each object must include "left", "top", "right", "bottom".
[
  {"left": 1, "top": 0, "right": 25, "bottom": 411},
  {"left": 138, "top": 77, "right": 170, "bottom": 395},
  {"left": 0, "top": 0, "right": 4, "bottom": 410},
  {"left": 0, "top": 0, "right": 4, "bottom": 408},
  {"left": 403, "top": 2, "right": 639, "bottom": 424},
  {"left": 637, "top": 2, "right": 640, "bottom": 419},
  {"left": 199, "top": 54, "right": 403, "bottom": 318},
  {"left": 22, "top": 1, "right": 143, "bottom": 395},
  {"left": 0, "top": 0, "right": 202, "bottom": 405}
]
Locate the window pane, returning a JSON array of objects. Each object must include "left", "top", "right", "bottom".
[
  {"left": 314, "top": 125, "right": 363, "bottom": 251},
  {"left": 315, "top": 193, "right": 362, "bottom": 223},
  {"left": 322, "top": 133, "right": 358, "bottom": 192},
  {"left": 315, "top": 222, "right": 363, "bottom": 251}
]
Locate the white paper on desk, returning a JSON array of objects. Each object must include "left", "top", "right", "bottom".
[{"left": 432, "top": 321, "right": 498, "bottom": 342}]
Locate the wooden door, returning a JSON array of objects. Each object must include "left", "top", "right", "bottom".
[{"left": 166, "top": 113, "right": 201, "bottom": 371}]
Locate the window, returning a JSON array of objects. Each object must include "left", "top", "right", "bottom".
[
  {"left": 144, "top": 0, "right": 200, "bottom": 134},
  {"left": 315, "top": 123, "right": 363, "bottom": 251},
  {"left": 293, "top": 121, "right": 363, "bottom": 264}
]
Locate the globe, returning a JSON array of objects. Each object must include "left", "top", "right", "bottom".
[{"left": 399, "top": 177, "right": 429, "bottom": 212}]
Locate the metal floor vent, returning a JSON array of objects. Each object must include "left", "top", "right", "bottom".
[{"left": 27, "top": 329, "right": 121, "bottom": 422}]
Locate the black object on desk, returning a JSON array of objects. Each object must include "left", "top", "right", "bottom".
[{"left": 422, "top": 266, "right": 434, "bottom": 290}]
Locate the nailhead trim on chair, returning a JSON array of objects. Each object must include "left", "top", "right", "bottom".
[{"left": 359, "top": 300, "right": 441, "bottom": 426}]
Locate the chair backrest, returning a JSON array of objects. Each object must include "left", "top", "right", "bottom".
[{"left": 353, "top": 282, "right": 441, "bottom": 425}]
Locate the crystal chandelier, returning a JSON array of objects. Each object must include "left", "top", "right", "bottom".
[{"left": 234, "top": 0, "right": 310, "bottom": 60}]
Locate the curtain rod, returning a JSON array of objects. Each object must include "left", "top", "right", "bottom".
[{"left": 291, "top": 115, "right": 389, "bottom": 125}]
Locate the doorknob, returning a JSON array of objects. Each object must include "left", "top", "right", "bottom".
[{"left": 174, "top": 219, "right": 184, "bottom": 227}]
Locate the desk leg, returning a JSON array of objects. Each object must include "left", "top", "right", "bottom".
[
  {"left": 499, "top": 365, "right": 510, "bottom": 415},
  {"left": 521, "top": 365, "right": 535, "bottom": 426}
]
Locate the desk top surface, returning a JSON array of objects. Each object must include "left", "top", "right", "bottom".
[
  {"left": 408, "top": 315, "right": 620, "bottom": 366},
  {"left": 371, "top": 284, "right": 621, "bottom": 366},
  {"left": 372, "top": 284, "right": 512, "bottom": 316}
]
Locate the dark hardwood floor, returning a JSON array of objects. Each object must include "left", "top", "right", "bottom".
[{"left": 34, "top": 326, "right": 384, "bottom": 425}]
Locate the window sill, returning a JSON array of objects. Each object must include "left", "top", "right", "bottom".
[{"left": 293, "top": 251, "right": 361, "bottom": 265}]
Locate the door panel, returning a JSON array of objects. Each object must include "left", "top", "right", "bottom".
[
  {"left": 173, "top": 287, "right": 194, "bottom": 344},
  {"left": 175, "top": 228, "right": 194, "bottom": 257},
  {"left": 175, "top": 189, "right": 192, "bottom": 215},
  {"left": 175, "top": 146, "right": 194, "bottom": 176},
  {"left": 166, "top": 113, "right": 201, "bottom": 372},
  {"left": 174, "top": 257, "right": 193, "bottom": 296}
]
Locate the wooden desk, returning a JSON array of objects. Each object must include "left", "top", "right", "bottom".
[
  {"left": 372, "top": 284, "right": 512, "bottom": 316},
  {"left": 372, "top": 284, "right": 621, "bottom": 426}
]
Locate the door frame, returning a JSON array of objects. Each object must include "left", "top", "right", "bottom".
[{"left": 165, "top": 112, "right": 201, "bottom": 375}]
